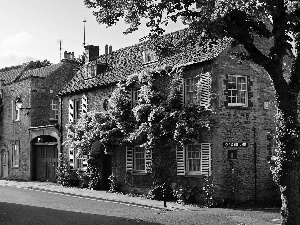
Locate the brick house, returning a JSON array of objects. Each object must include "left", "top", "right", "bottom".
[
  {"left": 60, "top": 30, "right": 278, "bottom": 204},
  {"left": 0, "top": 54, "right": 79, "bottom": 181}
]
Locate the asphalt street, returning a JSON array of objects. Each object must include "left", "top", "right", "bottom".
[{"left": 0, "top": 185, "right": 281, "bottom": 225}]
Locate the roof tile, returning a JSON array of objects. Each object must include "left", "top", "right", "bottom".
[{"left": 60, "top": 29, "right": 231, "bottom": 95}]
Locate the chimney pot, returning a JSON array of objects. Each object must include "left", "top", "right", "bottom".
[
  {"left": 64, "top": 51, "right": 68, "bottom": 59},
  {"left": 105, "top": 44, "right": 108, "bottom": 55},
  {"left": 109, "top": 45, "right": 112, "bottom": 54}
]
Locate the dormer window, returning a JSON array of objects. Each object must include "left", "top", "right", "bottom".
[
  {"left": 90, "top": 65, "right": 96, "bottom": 77},
  {"left": 143, "top": 49, "right": 158, "bottom": 64}
]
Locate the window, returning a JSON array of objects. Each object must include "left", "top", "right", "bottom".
[
  {"left": 50, "top": 99, "right": 59, "bottom": 120},
  {"left": 176, "top": 143, "right": 211, "bottom": 176},
  {"left": 90, "top": 65, "right": 96, "bottom": 77},
  {"left": 126, "top": 145, "right": 152, "bottom": 173},
  {"left": 74, "top": 99, "right": 82, "bottom": 122},
  {"left": 227, "top": 75, "right": 248, "bottom": 106},
  {"left": 69, "top": 148, "right": 87, "bottom": 170},
  {"left": 69, "top": 95, "right": 88, "bottom": 123},
  {"left": 185, "top": 77, "right": 199, "bottom": 104},
  {"left": 132, "top": 88, "right": 140, "bottom": 108},
  {"left": 143, "top": 49, "right": 158, "bottom": 63},
  {"left": 186, "top": 144, "right": 201, "bottom": 173},
  {"left": 134, "top": 146, "right": 145, "bottom": 172},
  {"left": 12, "top": 141, "right": 20, "bottom": 167},
  {"left": 183, "top": 72, "right": 211, "bottom": 107},
  {"left": 12, "top": 100, "right": 20, "bottom": 121}
]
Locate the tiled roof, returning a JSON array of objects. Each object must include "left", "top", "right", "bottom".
[
  {"left": 60, "top": 29, "right": 231, "bottom": 95},
  {"left": 19, "top": 63, "right": 63, "bottom": 80},
  {"left": 0, "top": 63, "right": 29, "bottom": 85},
  {"left": 0, "top": 62, "right": 77, "bottom": 85}
]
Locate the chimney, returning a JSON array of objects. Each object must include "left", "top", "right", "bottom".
[
  {"left": 109, "top": 45, "right": 112, "bottom": 54},
  {"left": 105, "top": 44, "right": 108, "bottom": 55},
  {"left": 84, "top": 45, "right": 99, "bottom": 63},
  {"left": 61, "top": 51, "right": 76, "bottom": 62}
]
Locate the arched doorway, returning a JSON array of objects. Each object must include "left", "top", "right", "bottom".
[
  {"left": 0, "top": 149, "right": 8, "bottom": 178},
  {"left": 32, "top": 135, "right": 58, "bottom": 182}
]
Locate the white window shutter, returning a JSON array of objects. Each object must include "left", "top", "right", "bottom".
[
  {"left": 201, "top": 143, "right": 211, "bottom": 176},
  {"left": 81, "top": 94, "right": 88, "bottom": 114},
  {"left": 126, "top": 146, "right": 134, "bottom": 172},
  {"left": 69, "top": 99, "right": 74, "bottom": 122},
  {"left": 69, "top": 148, "right": 74, "bottom": 169},
  {"left": 82, "top": 155, "right": 88, "bottom": 171},
  {"left": 145, "top": 149, "right": 152, "bottom": 173},
  {"left": 199, "top": 72, "right": 211, "bottom": 108},
  {"left": 176, "top": 145, "right": 185, "bottom": 175}
]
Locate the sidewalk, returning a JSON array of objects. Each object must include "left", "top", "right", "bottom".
[{"left": 0, "top": 179, "right": 200, "bottom": 211}]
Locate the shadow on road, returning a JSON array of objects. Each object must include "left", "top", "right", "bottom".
[{"left": 0, "top": 201, "right": 162, "bottom": 225}]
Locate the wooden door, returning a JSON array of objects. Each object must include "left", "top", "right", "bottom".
[
  {"left": 1, "top": 150, "right": 8, "bottom": 178},
  {"left": 102, "top": 154, "right": 112, "bottom": 190},
  {"left": 35, "top": 145, "right": 58, "bottom": 182}
]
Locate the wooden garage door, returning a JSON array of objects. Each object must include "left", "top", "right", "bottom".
[{"left": 35, "top": 145, "right": 58, "bottom": 182}]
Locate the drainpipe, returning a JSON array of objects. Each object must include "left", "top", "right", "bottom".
[
  {"left": 252, "top": 126, "right": 257, "bottom": 205},
  {"left": 58, "top": 94, "right": 63, "bottom": 156}
]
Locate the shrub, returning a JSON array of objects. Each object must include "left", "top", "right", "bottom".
[
  {"left": 147, "top": 183, "right": 175, "bottom": 201},
  {"left": 56, "top": 154, "right": 79, "bottom": 187}
]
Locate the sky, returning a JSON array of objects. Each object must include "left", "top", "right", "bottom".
[{"left": 0, "top": 0, "right": 186, "bottom": 68}]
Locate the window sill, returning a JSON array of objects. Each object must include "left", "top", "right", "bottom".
[
  {"left": 143, "top": 60, "right": 158, "bottom": 66},
  {"left": 12, "top": 166, "right": 19, "bottom": 169},
  {"left": 49, "top": 118, "right": 58, "bottom": 121},
  {"left": 184, "top": 173, "right": 203, "bottom": 178},
  {"left": 130, "top": 171, "right": 150, "bottom": 175},
  {"left": 226, "top": 105, "right": 249, "bottom": 110}
]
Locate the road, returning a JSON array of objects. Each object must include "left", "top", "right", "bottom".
[{"left": 0, "top": 186, "right": 281, "bottom": 225}]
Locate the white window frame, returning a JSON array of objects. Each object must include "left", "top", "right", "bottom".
[
  {"left": 134, "top": 145, "right": 146, "bottom": 173},
  {"left": 50, "top": 99, "right": 59, "bottom": 120},
  {"left": 186, "top": 143, "right": 202, "bottom": 175},
  {"left": 227, "top": 75, "right": 248, "bottom": 107},
  {"left": 12, "top": 141, "right": 20, "bottom": 168},
  {"left": 176, "top": 143, "right": 211, "bottom": 176},
  {"left": 143, "top": 49, "right": 158, "bottom": 64},
  {"left": 126, "top": 145, "right": 152, "bottom": 174},
  {"left": 74, "top": 150, "right": 87, "bottom": 170}
]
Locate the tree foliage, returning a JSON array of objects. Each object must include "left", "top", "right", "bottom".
[
  {"left": 26, "top": 60, "right": 52, "bottom": 69},
  {"left": 84, "top": 1, "right": 300, "bottom": 224}
]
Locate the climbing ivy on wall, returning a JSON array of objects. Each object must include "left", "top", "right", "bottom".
[{"left": 64, "top": 66, "right": 214, "bottom": 183}]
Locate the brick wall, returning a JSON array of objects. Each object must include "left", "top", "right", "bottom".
[
  {"left": 0, "top": 62, "right": 78, "bottom": 181},
  {"left": 1, "top": 79, "right": 31, "bottom": 180},
  {"left": 210, "top": 46, "right": 278, "bottom": 204}
]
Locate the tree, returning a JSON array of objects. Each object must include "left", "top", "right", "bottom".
[
  {"left": 84, "top": 1, "right": 300, "bottom": 224},
  {"left": 26, "top": 60, "right": 52, "bottom": 69}
]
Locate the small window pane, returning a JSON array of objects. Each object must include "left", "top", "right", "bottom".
[{"left": 227, "top": 75, "right": 248, "bottom": 106}]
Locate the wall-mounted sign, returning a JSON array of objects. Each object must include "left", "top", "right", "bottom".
[{"left": 223, "top": 142, "right": 248, "bottom": 147}]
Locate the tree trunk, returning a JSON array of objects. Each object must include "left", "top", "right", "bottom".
[{"left": 272, "top": 96, "right": 300, "bottom": 225}]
